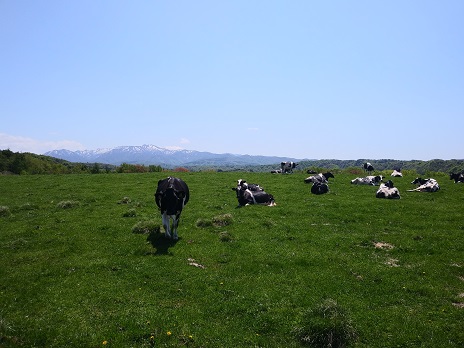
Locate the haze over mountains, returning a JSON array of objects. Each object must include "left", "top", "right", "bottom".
[{"left": 44, "top": 145, "right": 303, "bottom": 167}]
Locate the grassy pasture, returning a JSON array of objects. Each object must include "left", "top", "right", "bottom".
[{"left": 0, "top": 171, "right": 463, "bottom": 347}]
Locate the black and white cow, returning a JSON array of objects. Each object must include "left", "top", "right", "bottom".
[
  {"left": 304, "top": 172, "right": 335, "bottom": 184},
  {"left": 281, "top": 161, "right": 298, "bottom": 174},
  {"left": 408, "top": 177, "right": 440, "bottom": 192},
  {"left": 154, "top": 177, "right": 190, "bottom": 240},
  {"left": 270, "top": 169, "right": 282, "bottom": 174},
  {"left": 376, "top": 180, "right": 401, "bottom": 199},
  {"left": 311, "top": 181, "right": 329, "bottom": 195},
  {"left": 363, "top": 162, "right": 374, "bottom": 174},
  {"left": 351, "top": 175, "right": 383, "bottom": 186},
  {"left": 236, "top": 179, "right": 264, "bottom": 192},
  {"left": 391, "top": 169, "right": 403, "bottom": 177},
  {"left": 450, "top": 173, "right": 464, "bottom": 183},
  {"left": 232, "top": 180, "right": 275, "bottom": 206}
]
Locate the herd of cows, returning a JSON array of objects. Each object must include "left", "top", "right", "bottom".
[{"left": 154, "top": 162, "right": 464, "bottom": 240}]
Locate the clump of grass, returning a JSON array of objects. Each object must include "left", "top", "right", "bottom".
[
  {"left": 196, "top": 218, "right": 213, "bottom": 228},
  {"left": 132, "top": 220, "right": 160, "bottom": 234},
  {"left": 118, "top": 197, "right": 131, "bottom": 204},
  {"left": 56, "top": 200, "right": 80, "bottom": 209},
  {"left": 219, "top": 231, "right": 234, "bottom": 242},
  {"left": 294, "top": 299, "right": 357, "bottom": 347},
  {"left": 123, "top": 209, "right": 137, "bottom": 217},
  {"left": 0, "top": 206, "right": 11, "bottom": 217},
  {"left": 19, "top": 203, "right": 39, "bottom": 211},
  {"left": 197, "top": 214, "right": 233, "bottom": 228},
  {"left": 212, "top": 213, "right": 233, "bottom": 227}
]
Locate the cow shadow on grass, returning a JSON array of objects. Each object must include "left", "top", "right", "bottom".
[{"left": 146, "top": 230, "right": 179, "bottom": 255}]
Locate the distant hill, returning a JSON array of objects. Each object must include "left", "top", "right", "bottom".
[
  {"left": 2, "top": 147, "right": 464, "bottom": 175},
  {"left": 44, "top": 145, "right": 303, "bottom": 167}
]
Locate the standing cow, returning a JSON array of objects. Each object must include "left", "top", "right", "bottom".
[
  {"left": 155, "top": 177, "right": 190, "bottom": 240},
  {"left": 363, "top": 162, "right": 374, "bottom": 174},
  {"left": 281, "top": 161, "right": 298, "bottom": 174}
]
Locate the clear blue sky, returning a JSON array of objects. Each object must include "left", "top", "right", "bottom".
[{"left": 1, "top": 1, "right": 463, "bottom": 160}]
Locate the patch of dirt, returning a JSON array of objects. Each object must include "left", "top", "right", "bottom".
[
  {"left": 385, "top": 258, "right": 400, "bottom": 267},
  {"left": 374, "top": 241, "right": 394, "bottom": 250},
  {"left": 187, "top": 258, "right": 205, "bottom": 269}
]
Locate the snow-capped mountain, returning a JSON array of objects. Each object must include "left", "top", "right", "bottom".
[{"left": 44, "top": 145, "right": 302, "bottom": 167}]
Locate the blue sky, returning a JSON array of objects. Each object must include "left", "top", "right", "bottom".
[{"left": 1, "top": 1, "right": 463, "bottom": 160}]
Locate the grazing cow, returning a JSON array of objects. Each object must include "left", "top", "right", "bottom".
[
  {"left": 351, "top": 175, "right": 383, "bottom": 186},
  {"left": 304, "top": 172, "right": 335, "bottom": 184},
  {"left": 154, "top": 177, "right": 189, "bottom": 240},
  {"left": 376, "top": 180, "right": 401, "bottom": 199},
  {"left": 363, "top": 162, "right": 374, "bottom": 174},
  {"left": 408, "top": 177, "right": 440, "bottom": 192},
  {"left": 232, "top": 181, "right": 276, "bottom": 206},
  {"left": 450, "top": 173, "right": 464, "bottom": 183},
  {"left": 311, "top": 181, "right": 329, "bottom": 195},
  {"left": 281, "top": 161, "right": 298, "bottom": 174},
  {"left": 391, "top": 169, "right": 403, "bottom": 177}
]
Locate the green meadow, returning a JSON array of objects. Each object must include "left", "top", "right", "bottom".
[{"left": 1, "top": 171, "right": 463, "bottom": 347}]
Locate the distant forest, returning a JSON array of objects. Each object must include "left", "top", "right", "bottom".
[{"left": 1, "top": 149, "right": 463, "bottom": 175}]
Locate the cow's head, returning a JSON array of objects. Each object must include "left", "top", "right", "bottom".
[
  {"left": 324, "top": 172, "right": 335, "bottom": 179},
  {"left": 384, "top": 180, "right": 394, "bottom": 188},
  {"left": 411, "top": 177, "right": 424, "bottom": 185}
]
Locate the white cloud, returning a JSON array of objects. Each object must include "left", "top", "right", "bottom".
[
  {"left": 180, "top": 138, "right": 190, "bottom": 144},
  {"left": 0, "top": 133, "right": 85, "bottom": 154}
]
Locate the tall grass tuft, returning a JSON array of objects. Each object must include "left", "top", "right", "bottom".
[
  {"left": 294, "top": 299, "right": 358, "bottom": 347},
  {"left": 56, "top": 200, "right": 79, "bottom": 209},
  {"left": 131, "top": 220, "right": 160, "bottom": 234},
  {"left": 0, "top": 206, "right": 11, "bottom": 217}
]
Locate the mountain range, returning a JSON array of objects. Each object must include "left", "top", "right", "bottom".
[{"left": 44, "top": 145, "right": 304, "bottom": 168}]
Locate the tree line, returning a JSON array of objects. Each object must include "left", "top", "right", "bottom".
[
  {"left": 0, "top": 150, "right": 163, "bottom": 175},
  {"left": 1, "top": 149, "right": 463, "bottom": 175}
]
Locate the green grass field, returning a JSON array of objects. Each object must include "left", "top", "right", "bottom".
[{"left": 1, "top": 171, "right": 463, "bottom": 347}]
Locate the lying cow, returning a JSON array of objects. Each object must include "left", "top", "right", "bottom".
[
  {"left": 232, "top": 180, "right": 276, "bottom": 206},
  {"left": 391, "top": 169, "right": 403, "bottom": 177},
  {"left": 270, "top": 169, "right": 282, "bottom": 174},
  {"left": 155, "top": 177, "right": 190, "bottom": 240},
  {"left": 311, "top": 181, "right": 329, "bottom": 195},
  {"left": 281, "top": 161, "right": 298, "bottom": 174},
  {"left": 304, "top": 172, "right": 335, "bottom": 184},
  {"left": 236, "top": 179, "right": 264, "bottom": 192},
  {"left": 450, "top": 173, "right": 464, "bottom": 183},
  {"left": 351, "top": 175, "right": 383, "bottom": 186},
  {"left": 408, "top": 178, "right": 440, "bottom": 192},
  {"left": 376, "top": 180, "right": 400, "bottom": 199}
]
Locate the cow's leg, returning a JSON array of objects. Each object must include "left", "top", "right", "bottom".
[
  {"left": 162, "top": 212, "right": 172, "bottom": 239},
  {"left": 171, "top": 213, "right": 181, "bottom": 240}
]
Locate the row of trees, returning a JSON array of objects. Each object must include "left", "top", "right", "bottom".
[
  {"left": 1, "top": 149, "right": 463, "bottom": 175},
  {"left": 0, "top": 150, "right": 164, "bottom": 175}
]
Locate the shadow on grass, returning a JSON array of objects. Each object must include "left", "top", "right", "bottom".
[{"left": 146, "top": 231, "right": 180, "bottom": 255}]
